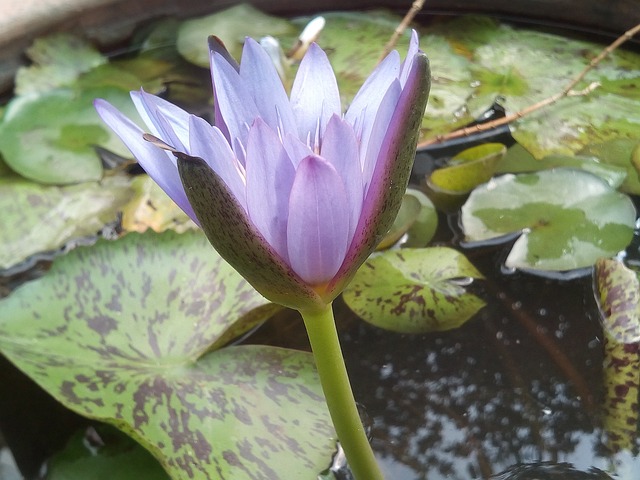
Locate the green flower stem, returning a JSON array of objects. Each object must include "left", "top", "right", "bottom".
[{"left": 300, "top": 303, "right": 384, "bottom": 480}]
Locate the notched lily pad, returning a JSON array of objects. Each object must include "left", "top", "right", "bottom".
[
  {"left": 594, "top": 258, "right": 640, "bottom": 454},
  {"left": 461, "top": 169, "right": 636, "bottom": 273},
  {"left": 343, "top": 248, "right": 485, "bottom": 333},
  {"left": 0, "top": 231, "right": 334, "bottom": 479},
  {"left": 0, "top": 87, "right": 141, "bottom": 184},
  {"left": 0, "top": 173, "right": 133, "bottom": 272}
]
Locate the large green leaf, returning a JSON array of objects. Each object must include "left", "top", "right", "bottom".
[
  {"left": 0, "top": 86, "right": 140, "bottom": 184},
  {"left": 461, "top": 169, "right": 636, "bottom": 272},
  {"left": 0, "top": 173, "right": 133, "bottom": 272},
  {"left": 343, "top": 248, "right": 485, "bottom": 333},
  {"left": 0, "top": 231, "right": 334, "bottom": 479},
  {"left": 594, "top": 258, "right": 640, "bottom": 454}
]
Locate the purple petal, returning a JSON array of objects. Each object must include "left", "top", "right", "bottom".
[
  {"left": 177, "top": 153, "right": 323, "bottom": 310},
  {"left": 187, "top": 115, "right": 247, "bottom": 211},
  {"left": 208, "top": 36, "right": 239, "bottom": 141},
  {"left": 211, "top": 51, "right": 260, "bottom": 146},
  {"left": 320, "top": 115, "right": 363, "bottom": 241},
  {"left": 130, "top": 90, "right": 190, "bottom": 151},
  {"left": 289, "top": 43, "right": 341, "bottom": 146},
  {"left": 94, "top": 99, "right": 197, "bottom": 222},
  {"left": 287, "top": 155, "right": 350, "bottom": 285},
  {"left": 282, "top": 132, "right": 314, "bottom": 168},
  {"left": 399, "top": 30, "right": 420, "bottom": 87},
  {"left": 344, "top": 49, "right": 400, "bottom": 131},
  {"left": 360, "top": 79, "right": 401, "bottom": 195},
  {"left": 245, "top": 119, "right": 295, "bottom": 260},
  {"left": 240, "top": 38, "right": 296, "bottom": 137}
]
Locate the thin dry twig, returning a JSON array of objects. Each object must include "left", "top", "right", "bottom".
[
  {"left": 419, "top": 21, "right": 640, "bottom": 147},
  {"left": 378, "top": 0, "right": 426, "bottom": 62}
]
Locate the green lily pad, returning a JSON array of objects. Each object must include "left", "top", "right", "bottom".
[
  {"left": 177, "top": 4, "right": 296, "bottom": 67},
  {"left": 0, "top": 173, "right": 133, "bottom": 272},
  {"left": 14, "top": 33, "right": 107, "bottom": 96},
  {"left": 461, "top": 169, "right": 636, "bottom": 272},
  {"left": 429, "top": 143, "right": 506, "bottom": 193},
  {"left": 377, "top": 188, "right": 437, "bottom": 249},
  {"left": 497, "top": 144, "right": 628, "bottom": 189},
  {"left": 47, "top": 425, "right": 169, "bottom": 480},
  {"left": 580, "top": 139, "right": 640, "bottom": 194},
  {"left": 0, "top": 86, "right": 140, "bottom": 184},
  {"left": 0, "top": 230, "right": 334, "bottom": 479},
  {"left": 594, "top": 258, "right": 640, "bottom": 453},
  {"left": 343, "top": 248, "right": 485, "bottom": 333}
]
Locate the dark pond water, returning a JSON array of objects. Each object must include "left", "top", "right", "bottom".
[{"left": 247, "top": 204, "right": 640, "bottom": 479}]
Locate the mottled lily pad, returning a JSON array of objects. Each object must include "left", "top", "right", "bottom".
[
  {"left": 594, "top": 258, "right": 640, "bottom": 453},
  {"left": 177, "top": 4, "right": 296, "bottom": 67},
  {"left": 580, "top": 139, "right": 640, "bottom": 194},
  {"left": 343, "top": 248, "right": 485, "bottom": 333},
  {"left": 0, "top": 231, "right": 334, "bottom": 479},
  {"left": 0, "top": 87, "right": 141, "bottom": 184},
  {"left": 461, "top": 169, "right": 636, "bottom": 272},
  {"left": 0, "top": 173, "right": 133, "bottom": 272}
]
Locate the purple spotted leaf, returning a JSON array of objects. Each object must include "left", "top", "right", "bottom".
[
  {"left": 0, "top": 230, "right": 335, "bottom": 479},
  {"left": 343, "top": 248, "right": 485, "bottom": 333},
  {"left": 594, "top": 258, "right": 640, "bottom": 454}
]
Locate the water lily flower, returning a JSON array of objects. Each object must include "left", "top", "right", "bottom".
[{"left": 95, "top": 32, "right": 430, "bottom": 311}]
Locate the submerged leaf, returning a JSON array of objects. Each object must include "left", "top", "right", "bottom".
[
  {"left": 594, "top": 258, "right": 640, "bottom": 454},
  {"left": 343, "top": 248, "right": 485, "bottom": 333},
  {"left": 461, "top": 169, "right": 636, "bottom": 273},
  {"left": 0, "top": 174, "right": 132, "bottom": 272},
  {"left": 0, "top": 231, "right": 334, "bottom": 479},
  {"left": 429, "top": 143, "right": 506, "bottom": 193}
]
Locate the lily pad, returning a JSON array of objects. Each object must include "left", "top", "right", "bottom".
[
  {"left": 0, "top": 173, "right": 133, "bottom": 272},
  {"left": 377, "top": 188, "right": 437, "bottom": 249},
  {"left": 0, "top": 230, "right": 334, "bottom": 479},
  {"left": 0, "top": 86, "right": 141, "bottom": 184},
  {"left": 15, "top": 34, "right": 107, "bottom": 96},
  {"left": 343, "top": 248, "right": 485, "bottom": 333},
  {"left": 47, "top": 425, "right": 169, "bottom": 480},
  {"left": 497, "top": 144, "right": 628, "bottom": 189},
  {"left": 594, "top": 258, "right": 640, "bottom": 453},
  {"left": 461, "top": 169, "right": 636, "bottom": 272},
  {"left": 177, "top": 4, "right": 296, "bottom": 67},
  {"left": 428, "top": 143, "right": 506, "bottom": 193},
  {"left": 580, "top": 139, "right": 640, "bottom": 194}
]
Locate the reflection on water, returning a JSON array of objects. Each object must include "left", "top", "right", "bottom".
[{"left": 250, "top": 238, "right": 638, "bottom": 479}]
